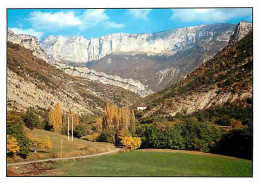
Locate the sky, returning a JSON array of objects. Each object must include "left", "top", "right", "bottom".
[{"left": 7, "top": 8, "right": 252, "bottom": 41}]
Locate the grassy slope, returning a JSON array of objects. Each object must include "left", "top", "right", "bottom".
[
  {"left": 44, "top": 151, "right": 252, "bottom": 177},
  {"left": 7, "top": 128, "right": 115, "bottom": 163}
]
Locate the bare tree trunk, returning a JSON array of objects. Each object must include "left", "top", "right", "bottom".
[{"left": 34, "top": 144, "right": 37, "bottom": 153}]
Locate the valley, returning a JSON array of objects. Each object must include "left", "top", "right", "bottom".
[{"left": 7, "top": 17, "right": 253, "bottom": 177}]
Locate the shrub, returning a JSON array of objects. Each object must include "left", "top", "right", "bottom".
[
  {"left": 121, "top": 136, "right": 141, "bottom": 150},
  {"left": 98, "top": 129, "right": 116, "bottom": 144},
  {"left": 85, "top": 132, "right": 100, "bottom": 142},
  {"left": 23, "top": 108, "right": 40, "bottom": 130},
  {"left": 74, "top": 125, "right": 86, "bottom": 138},
  {"left": 230, "top": 119, "right": 244, "bottom": 129}
]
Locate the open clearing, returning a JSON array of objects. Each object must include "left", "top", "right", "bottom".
[{"left": 8, "top": 150, "right": 252, "bottom": 177}]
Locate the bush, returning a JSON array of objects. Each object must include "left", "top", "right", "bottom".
[
  {"left": 85, "top": 132, "right": 100, "bottom": 142},
  {"left": 23, "top": 108, "right": 40, "bottom": 130},
  {"left": 74, "top": 125, "right": 86, "bottom": 138},
  {"left": 121, "top": 136, "right": 141, "bottom": 150},
  {"left": 7, "top": 111, "right": 31, "bottom": 158},
  {"left": 98, "top": 129, "right": 116, "bottom": 144}
]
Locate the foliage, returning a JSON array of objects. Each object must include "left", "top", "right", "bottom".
[
  {"left": 70, "top": 111, "right": 79, "bottom": 129},
  {"left": 74, "top": 125, "right": 86, "bottom": 138},
  {"left": 28, "top": 134, "right": 53, "bottom": 153},
  {"left": 230, "top": 119, "right": 245, "bottom": 129},
  {"left": 212, "top": 127, "right": 253, "bottom": 159},
  {"left": 121, "top": 136, "right": 141, "bottom": 150},
  {"left": 138, "top": 120, "right": 222, "bottom": 153},
  {"left": 23, "top": 108, "right": 40, "bottom": 130},
  {"left": 98, "top": 129, "right": 116, "bottom": 144},
  {"left": 99, "top": 101, "right": 137, "bottom": 145},
  {"left": 49, "top": 102, "right": 63, "bottom": 133},
  {"left": 7, "top": 111, "right": 31, "bottom": 157},
  {"left": 7, "top": 135, "right": 20, "bottom": 155},
  {"left": 85, "top": 132, "right": 100, "bottom": 142}
]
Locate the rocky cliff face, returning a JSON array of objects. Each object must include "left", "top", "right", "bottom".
[
  {"left": 41, "top": 23, "right": 235, "bottom": 63},
  {"left": 142, "top": 22, "right": 253, "bottom": 117},
  {"left": 229, "top": 21, "right": 253, "bottom": 44},
  {"left": 86, "top": 23, "right": 236, "bottom": 92},
  {"left": 7, "top": 30, "right": 152, "bottom": 97},
  {"left": 8, "top": 30, "right": 50, "bottom": 63}
]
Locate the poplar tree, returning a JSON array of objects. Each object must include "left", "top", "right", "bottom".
[{"left": 49, "top": 102, "right": 63, "bottom": 133}]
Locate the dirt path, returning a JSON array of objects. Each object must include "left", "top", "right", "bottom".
[
  {"left": 7, "top": 148, "right": 121, "bottom": 167},
  {"left": 138, "top": 149, "right": 252, "bottom": 161}
]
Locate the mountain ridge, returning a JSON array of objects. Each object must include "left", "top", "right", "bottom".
[
  {"left": 40, "top": 23, "right": 235, "bottom": 63},
  {"left": 7, "top": 30, "right": 153, "bottom": 97},
  {"left": 141, "top": 21, "right": 253, "bottom": 117}
]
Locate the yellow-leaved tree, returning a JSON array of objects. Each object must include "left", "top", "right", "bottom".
[
  {"left": 121, "top": 136, "right": 141, "bottom": 151},
  {"left": 28, "top": 135, "right": 53, "bottom": 153},
  {"left": 7, "top": 135, "right": 20, "bottom": 155},
  {"left": 49, "top": 102, "right": 63, "bottom": 133},
  {"left": 70, "top": 110, "right": 79, "bottom": 129}
]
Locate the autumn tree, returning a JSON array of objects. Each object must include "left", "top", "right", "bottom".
[
  {"left": 49, "top": 102, "right": 63, "bottom": 133},
  {"left": 7, "top": 135, "right": 20, "bottom": 155},
  {"left": 121, "top": 136, "right": 141, "bottom": 151},
  {"left": 28, "top": 135, "right": 53, "bottom": 153},
  {"left": 70, "top": 110, "right": 79, "bottom": 129},
  {"left": 95, "top": 117, "right": 103, "bottom": 132},
  {"left": 129, "top": 109, "right": 136, "bottom": 133}
]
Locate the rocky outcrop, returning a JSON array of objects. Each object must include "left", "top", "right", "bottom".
[
  {"left": 53, "top": 61, "right": 153, "bottom": 97},
  {"left": 41, "top": 23, "right": 235, "bottom": 63},
  {"left": 8, "top": 30, "right": 50, "bottom": 63},
  {"left": 7, "top": 30, "right": 152, "bottom": 97},
  {"left": 229, "top": 21, "right": 252, "bottom": 44}
]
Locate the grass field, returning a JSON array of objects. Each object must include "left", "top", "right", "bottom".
[
  {"left": 41, "top": 151, "right": 252, "bottom": 177},
  {"left": 7, "top": 128, "right": 115, "bottom": 163}
]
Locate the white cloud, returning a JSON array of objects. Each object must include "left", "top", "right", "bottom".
[
  {"left": 127, "top": 9, "right": 152, "bottom": 20},
  {"left": 105, "top": 21, "right": 125, "bottom": 28},
  {"left": 28, "top": 9, "right": 125, "bottom": 30},
  {"left": 171, "top": 8, "right": 252, "bottom": 23},
  {"left": 29, "top": 11, "right": 82, "bottom": 29},
  {"left": 9, "top": 27, "right": 44, "bottom": 39}
]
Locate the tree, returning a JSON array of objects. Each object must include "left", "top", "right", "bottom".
[
  {"left": 28, "top": 135, "right": 53, "bottom": 153},
  {"left": 95, "top": 117, "right": 103, "bottom": 132},
  {"left": 23, "top": 108, "right": 40, "bottom": 130},
  {"left": 129, "top": 109, "right": 136, "bottom": 134},
  {"left": 74, "top": 125, "right": 86, "bottom": 138},
  {"left": 49, "top": 102, "right": 63, "bottom": 133},
  {"left": 121, "top": 136, "right": 141, "bottom": 151},
  {"left": 71, "top": 111, "right": 79, "bottom": 129},
  {"left": 7, "top": 135, "right": 20, "bottom": 155},
  {"left": 7, "top": 111, "right": 31, "bottom": 157}
]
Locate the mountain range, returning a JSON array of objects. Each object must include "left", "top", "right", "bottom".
[
  {"left": 7, "top": 21, "right": 252, "bottom": 116},
  {"left": 40, "top": 23, "right": 236, "bottom": 92}
]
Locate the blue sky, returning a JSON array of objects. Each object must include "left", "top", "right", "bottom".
[{"left": 7, "top": 8, "right": 252, "bottom": 41}]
